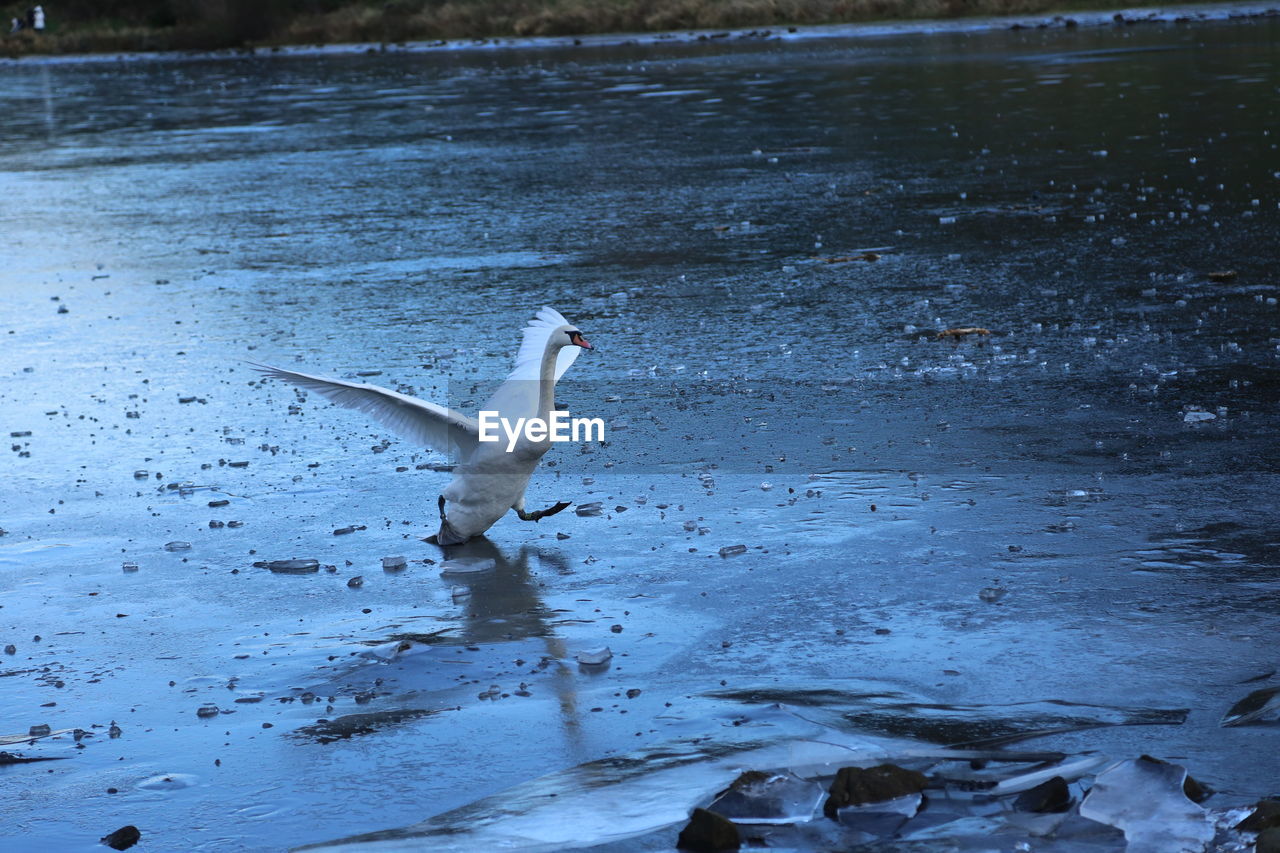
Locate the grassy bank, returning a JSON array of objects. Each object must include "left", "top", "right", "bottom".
[{"left": 0, "top": 0, "right": 1255, "bottom": 56}]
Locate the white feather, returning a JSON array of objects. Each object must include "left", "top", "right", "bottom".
[
  {"left": 249, "top": 363, "right": 480, "bottom": 459},
  {"left": 505, "top": 305, "right": 581, "bottom": 382}
]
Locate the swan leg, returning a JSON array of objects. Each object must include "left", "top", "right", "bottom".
[
  {"left": 515, "top": 501, "right": 572, "bottom": 522},
  {"left": 423, "top": 495, "right": 470, "bottom": 545}
]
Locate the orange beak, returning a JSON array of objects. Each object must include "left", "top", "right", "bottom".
[{"left": 573, "top": 334, "right": 593, "bottom": 350}]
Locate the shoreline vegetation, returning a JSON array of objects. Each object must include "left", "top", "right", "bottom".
[{"left": 1, "top": 0, "right": 1273, "bottom": 58}]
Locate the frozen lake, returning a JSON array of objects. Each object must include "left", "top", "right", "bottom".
[{"left": 1, "top": 14, "right": 1278, "bottom": 852}]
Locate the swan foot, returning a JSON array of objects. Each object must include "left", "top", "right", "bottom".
[
  {"left": 428, "top": 517, "right": 469, "bottom": 546},
  {"left": 423, "top": 498, "right": 470, "bottom": 545},
  {"left": 515, "top": 501, "right": 571, "bottom": 522}
]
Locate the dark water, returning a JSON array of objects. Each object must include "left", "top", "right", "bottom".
[{"left": 1, "top": 16, "right": 1278, "bottom": 852}]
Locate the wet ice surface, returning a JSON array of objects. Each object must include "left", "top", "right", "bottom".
[{"left": 2, "top": 14, "right": 1279, "bottom": 853}]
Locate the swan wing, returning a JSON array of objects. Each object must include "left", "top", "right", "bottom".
[
  {"left": 505, "top": 306, "right": 581, "bottom": 382},
  {"left": 251, "top": 363, "right": 479, "bottom": 458}
]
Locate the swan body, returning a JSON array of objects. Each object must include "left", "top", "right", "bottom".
[{"left": 253, "top": 307, "right": 592, "bottom": 544}]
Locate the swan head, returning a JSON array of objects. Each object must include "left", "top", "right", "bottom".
[{"left": 560, "top": 327, "right": 593, "bottom": 350}]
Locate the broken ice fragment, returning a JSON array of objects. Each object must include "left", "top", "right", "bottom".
[
  {"left": 901, "top": 815, "right": 1004, "bottom": 841},
  {"left": 1221, "top": 685, "right": 1280, "bottom": 727},
  {"left": 576, "top": 647, "right": 613, "bottom": 666},
  {"left": 837, "top": 792, "right": 922, "bottom": 835},
  {"left": 163, "top": 541, "right": 191, "bottom": 551},
  {"left": 266, "top": 559, "right": 319, "bottom": 574},
  {"left": 121, "top": 562, "right": 139, "bottom": 573},
  {"left": 992, "top": 755, "right": 1108, "bottom": 795},
  {"left": 28, "top": 724, "right": 51, "bottom": 737},
  {"left": 439, "top": 558, "right": 496, "bottom": 575},
  {"left": 451, "top": 585, "right": 471, "bottom": 602},
  {"left": 1139, "top": 754, "right": 1212, "bottom": 802},
  {"left": 381, "top": 555, "right": 407, "bottom": 570},
  {"left": 1079, "top": 757, "right": 1213, "bottom": 852},
  {"left": 708, "top": 770, "right": 825, "bottom": 825},
  {"left": 978, "top": 586, "right": 1007, "bottom": 603},
  {"left": 719, "top": 544, "right": 747, "bottom": 557},
  {"left": 575, "top": 502, "right": 603, "bottom": 516},
  {"left": 1183, "top": 410, "right": 1216, "bottom": 423},
  {"left": 347, "top": 576, "right": 363, "bottom": 588},
  {"left": 196, "top": 705, "right": 220, "bottom": 718}
]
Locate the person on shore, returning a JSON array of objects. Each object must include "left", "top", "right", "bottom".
[
  {"left": 10, "top": 16, "right": 23, "bottom": 33},
  {"left": 32, "top": 5, "right": 45, "bottom": 31}
]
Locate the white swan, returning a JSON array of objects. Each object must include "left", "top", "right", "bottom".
[{"left": 252, "top": 307, "right": 593, "bottom": 545}]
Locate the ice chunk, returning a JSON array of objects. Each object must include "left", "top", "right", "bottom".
[
  {"left": 1183, "top": 411, "right": 1216, "bottom": 423},
  {"left": 576, "top": 647, "right": 612, "bottom": 666},
  {"left": 163, "top": 541, "right": 191, "bottom": 551},
  {"left": 121, "top": 561, "right": 139, "bottom": 573},
  {"left": 381, "top": 555, "right": 407, "bottom": 570},
  {"left": 838, "top": 792, "right": 922, "bottom": 836},
  {"left": 992, "top": 755, "right": 1108, "bottom": 795},
  {"left": 708, "top": 771, "right": 824, "bottom": 825},
  {"left": 901, "top": 815, "right": 1002, "bottom": 840},
  {"left": 266, "top": 559, "right": 319, "bottom": 574},
  {"left": 575, "top": 502, "right": 603, "bottom": 516},
  {"left": 1220, "top": 685, "right": 1280, "bottom": 727},
  {"left": 719, "top": 544, "right": 747, "bottom": 557},
  {"left": 1079, "top": 757, "right": 1213, "bottom": 852},
  {"left": 439, "top": 558, "right": 496, "bottom": 575}
]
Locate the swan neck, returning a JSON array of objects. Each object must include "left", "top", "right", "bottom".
[{"left": 537, "top": 341, "right": 559, "bottom": 419}]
